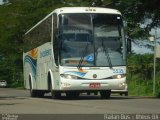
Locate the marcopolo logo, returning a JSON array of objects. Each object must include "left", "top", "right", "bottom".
[{"left": 40, "top": 49, "right": 52, "bottom": 58}]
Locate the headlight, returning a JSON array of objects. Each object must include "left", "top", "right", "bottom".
[
  {"left": 60, "top": 74, "right": 79, "bottom": 79},
  {"left": 112, "top": 74, "right": 126, "bottom": 79}
]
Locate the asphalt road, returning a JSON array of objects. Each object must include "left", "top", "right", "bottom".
[{"left": 0, "top": 88, "right": 160, "bottom": 120}]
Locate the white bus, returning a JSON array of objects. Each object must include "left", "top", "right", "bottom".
[{"left": 23, "top": 7, "right": 131, "bottom": 99}]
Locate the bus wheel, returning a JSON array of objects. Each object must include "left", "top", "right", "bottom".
[
  {"left": 94, "top": 91, "right": 98, "bottom": 95},
  {"left": 66, "top": 91, "right": 79, "bottom": 99},
  {"left": 30, "top": 89, "right": 37, "bottom": 97},
  {"left": 125, "top": 92, "right": 128, "bottom": 96},
  {"left": 37, "top": 91, "right": 44, "bottom": 98},
  {"left": 50, "top": 83, "right": 61, "bottom": 99},
  {"left": 51, "top": 91, "right": 61, "bottom": 99},
  {"left": 29, "top": 81, "right": 37, "bottom": 97},
  {"left": 100, "top": 90, "right": 111, "bottom": 99}
]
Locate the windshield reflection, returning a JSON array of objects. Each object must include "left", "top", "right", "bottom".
[{"left": 59, "top": 13, "right": 126, "bottom": 67}]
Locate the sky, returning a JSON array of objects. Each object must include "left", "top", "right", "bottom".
[
  {"left": 0, "top": 0, "right": 8, "bottom": 5},
  {"left": 132, "top": 38, "right": 160, "bottom": 54},
  {"left": 0, "top": 0, "right": 3, "bottom": 5},
  {"left": 135, "top": 18, "right": 160, "bottom": 54}
]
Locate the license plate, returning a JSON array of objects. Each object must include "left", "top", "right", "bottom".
[{"left": 89, "top": 83, "right": 100, "bottom": 88}]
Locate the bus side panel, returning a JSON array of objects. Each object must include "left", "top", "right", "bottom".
[
  {"left": 36, "top": 42, "right": 61, "bottom": 90},
  {"left": 36, "top": 42, "right": 53, "bottom": 90},
  {"left": 23, "top": 49, "right": 37, "bottom": 90},
  {"left": 23, "top": 42, "right": 54, "bottom": 90},
  {"left": 51, "top": 66, "right": 60, "bottom": 90}
]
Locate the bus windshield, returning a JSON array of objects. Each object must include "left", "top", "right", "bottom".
[{"left": 59, "top": 13, "right": 126, "bottom": 67}]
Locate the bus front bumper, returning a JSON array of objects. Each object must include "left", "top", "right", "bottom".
[{"left": 60, "top": 78, "right": 127, "bottom": 91}]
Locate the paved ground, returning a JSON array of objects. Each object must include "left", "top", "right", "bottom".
[{"left": 0, "top": 88, "right": 160, "bottom": 120}]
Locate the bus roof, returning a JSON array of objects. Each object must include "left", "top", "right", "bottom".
[
  {"left": 54, "top": 7, "right": 121, "bottom": 15},
  {"left": 25, "top": 7, "right": 121, "bottom": 35}
]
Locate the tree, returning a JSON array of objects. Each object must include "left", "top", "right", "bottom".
[
  {"left": 117, "top": 0, "right": 160, "bottom": 38},
  {"left": 0, "top": 0, "right": 64, "bottom": 85}
]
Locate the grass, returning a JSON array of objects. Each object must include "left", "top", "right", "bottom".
[
  {"left": 128, "top": 79, "right": 153, "bottom": 96},
  {"left": 127, "top": 73, "right": 160, "bottom": 97},
  {"left": 8, "top": 81, "right": 25, "bottom": 89}
]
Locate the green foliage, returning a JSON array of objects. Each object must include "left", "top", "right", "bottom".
[
  {"left": 128, "top": 54, "right": 154, "bottom": 80},
  {"left": 117, "top": 0, "right": 160, "bottom": 38},
  {"left": 128, "top": 71, "right": 160, "bottom": 97},
  {"left": 128, "top": 74, "right": 153, "bottom": 96},
  {"left": 127, "top": 54, "right": 160, "bottom": 97},
  {"left": 8, "top": 79, "right": 24, "bottom": 88},
  {"left": 0, "top": 0, "right": 65, "bottom": 86}
]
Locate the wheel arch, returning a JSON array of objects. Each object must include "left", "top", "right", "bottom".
[
  {"left": 29, "top": 73, "right": 33, "bottom": 90},
  {"left": 47, "top": 69, "right": 54, "bottom": 90}
]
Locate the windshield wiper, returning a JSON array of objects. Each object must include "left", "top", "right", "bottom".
[
  {"left": 77, "top": 43, "right": 89, "bottom": 70},
  {"left": 101, "top": 40, "right": 112, "bottom": 69}
]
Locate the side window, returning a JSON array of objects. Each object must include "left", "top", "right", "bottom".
[
  {"left": 24, "top": 16, "right": 52, "bottom": 52},
  {"left": 53, "top": 14, "right": 59, "bottom": 66}
]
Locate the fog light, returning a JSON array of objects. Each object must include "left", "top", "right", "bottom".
[{"left": 119, "top": 83, "right": 126, "bottom": 88}]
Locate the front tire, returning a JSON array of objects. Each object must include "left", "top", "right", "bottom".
[
  {"left": 50, "top": 83, "right": 61, "bottom": 99},
  {"left": 100, "top": 90, "right": 111, "bottom": 99},
  {"left": 125, "top": 92, "right": 128, "bottom": 96},
  {"left": 37, "top": 91, "right": 45, "bottom": 97},
  {"left": 51, "top": 91, "right": 61, "bottom": 99},
  {"left": 66, "top": 91, "right": 79, "bottom": 99}
]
